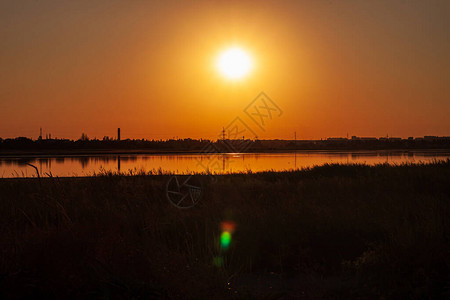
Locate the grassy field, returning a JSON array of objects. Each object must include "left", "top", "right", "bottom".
[{"left": 0, "top": 162, "right": 449, "bottom": 299}]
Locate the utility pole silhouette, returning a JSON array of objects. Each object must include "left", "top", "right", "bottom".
[{"left": 222, "top": 127, "right": 226, "bottom": 141}]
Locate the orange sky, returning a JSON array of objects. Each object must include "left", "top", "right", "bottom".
[{"left": 1, "top": 0, "right": 449, "bottom": 140}]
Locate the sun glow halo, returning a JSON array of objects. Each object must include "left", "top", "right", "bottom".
[{"left": 216, "top": 47, "right": 253, "bottom": 79}]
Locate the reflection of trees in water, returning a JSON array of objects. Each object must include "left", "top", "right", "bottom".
[
  {"left": 0, "top": 159, "right": 19, "bottom": 166},
  {"left": 66, "top": 156, "right": 141, "bottom": 171},
  {"left": 15, "top": 158, "right": 37, "bottom": 165},
  {"left": 38, "top": 158, "right": 50, "bottom": 166},
  {"left": 89, "top": 156, "right": 110, "bottom": 164},
  {"left": 0, "top": 160, "right": 14, "bottom": 166},
  {"left": 1, "top": 157, "right": 62, "bottom": 173},
  {"left": 38, "top": 158, "right": 51, "bottom": 173},
  {"left": 347, "top": 151, "right": 439, "bottom": 162},
  {"left": 329, "top": 153, "right": 349, "bottom": 158},
  {"left": 55, "top": 157, "right": 65, "bottom": 164},
  {"left": 351, "top": 152, "right": 380, "bottom": 159},
  {"left": 119, "top": 156, "right": 137, "bottom": 162},
  {"left": 422, "top": 152, "right": 441, "bottom": 157},
  {"left": 77, "top": 157, "right": 90, "bottom": 169},
  {"left": 141, "top": 155, "right": 180, "bottom": 161}
]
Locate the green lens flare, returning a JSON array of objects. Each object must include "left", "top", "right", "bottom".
[
  {"left": 213, "top": 256, "right": 224, "bottom": 267},
  {"left": 221, "top": 231, "right": 232, "bottom": 249}
]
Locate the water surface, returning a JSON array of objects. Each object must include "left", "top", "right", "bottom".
[{"left": 0, "top": 150, "right": 449, "bottom": 178}]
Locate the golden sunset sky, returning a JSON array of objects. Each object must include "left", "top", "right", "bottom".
[{"left": 1, "top": 0, "right": 449, "bottom": 140}]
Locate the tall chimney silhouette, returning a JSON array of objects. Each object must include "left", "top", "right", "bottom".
[{"left": 117, "top": 128, "right": 121, "bottom": 141}]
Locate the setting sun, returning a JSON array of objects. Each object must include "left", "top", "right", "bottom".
[{"left": 216, "top": 47, "right": 253, "bottom": 79}]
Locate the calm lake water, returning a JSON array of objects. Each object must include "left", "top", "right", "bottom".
[{"left": 1, "top": 150, "right": 449, "bottom": 178}]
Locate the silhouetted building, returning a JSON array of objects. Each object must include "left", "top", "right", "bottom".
[
  {"left": 424, "top": 136, "right": 438, "bottom": 141},
  {"left": 118, "top": 128, "right": 121, "bottom": 141},
  {"left": 363, "top": 137, "right": 377, "bottom": 141}
]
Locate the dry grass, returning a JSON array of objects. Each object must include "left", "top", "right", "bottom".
[{"left": 0, "top": 161, "right": 449, "bottom": 299}]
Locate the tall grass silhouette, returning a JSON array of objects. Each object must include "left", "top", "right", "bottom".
[{"left": 0, "top": 161, "right": 448, "bottom": 298}]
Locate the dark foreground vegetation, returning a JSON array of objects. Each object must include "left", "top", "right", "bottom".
[{"left": 0, "top": 162, "right": 449, "bottom": 299}]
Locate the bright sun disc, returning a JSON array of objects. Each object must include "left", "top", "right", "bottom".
[{"left": 216, "top": 47, "right": 253, "bottom": 79}]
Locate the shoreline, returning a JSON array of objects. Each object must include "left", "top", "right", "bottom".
[{"left": 1, "top": 148, "right": 450, "bottom": 158}]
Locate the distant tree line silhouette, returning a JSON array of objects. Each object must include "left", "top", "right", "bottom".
[{"left": 0, "top": 136, "right": 449, "bottom": 153}]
